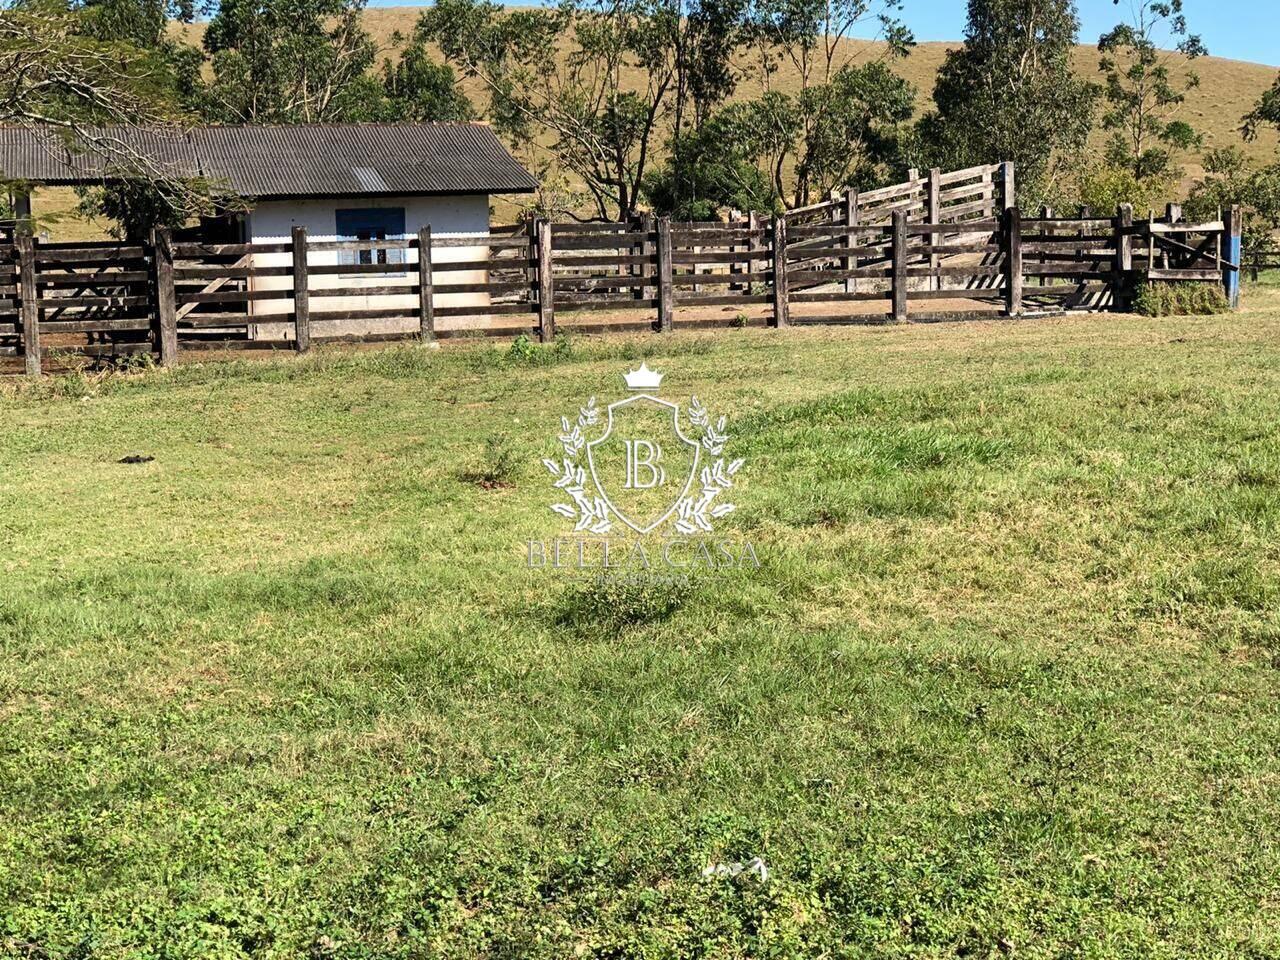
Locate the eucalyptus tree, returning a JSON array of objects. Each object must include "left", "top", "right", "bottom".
[
  {"left": 918, "top": 0, "right": 1094, "bottom": 204},
  {"left": 419, "top": 0, "right": 745, "bottom": 222},
  {"left": 729, "top": 0, "right": 915, "bottom": 207},
  {"left": 1097, "top": 0, "right": 1205, "bottom": 185}
]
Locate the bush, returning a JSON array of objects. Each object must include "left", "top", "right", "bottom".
[
  {"left": 460, "top": 435, "right": 520, "bottom": 488},
  {"left": 1133, "top": 281, "right": 1230, "bottom": 317},
  {"left": 507, "top": 332, "right": 573, "bottom": 366},
  {"left": 555, "top": 572, "right": 690, "bottom": 632}
]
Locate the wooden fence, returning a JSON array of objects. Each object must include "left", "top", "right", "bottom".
[
  {"left": 1247, "top": 249, "right": 1280, "bottom": 280},
  {"left": 0, "top": 190, "right": 1242, "bottom": 376}
]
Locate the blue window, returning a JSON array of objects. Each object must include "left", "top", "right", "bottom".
[{"left": 335, "top": 207, "right": 406, "bottom": 268}]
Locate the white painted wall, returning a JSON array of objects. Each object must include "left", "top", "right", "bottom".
[{"left": 246, "top": 194, "right": 494, "bottom": 338}]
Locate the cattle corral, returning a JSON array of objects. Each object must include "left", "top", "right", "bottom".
[{"left": 0, "top": 162, "right": 1241, "bottom": 375}]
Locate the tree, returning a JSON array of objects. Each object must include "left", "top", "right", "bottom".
[
  {"left": 419, "top": 0, "right": 653, "bottom": 221},
  {"left": 0, "top": 0, "right": 225, "bottom": 235},
  {"left": 1185, "top": 147, "right": 1280, "bottom": 256},
  {"left": 732, "top": 0, "right": 915, "bottom": 207},
  {"left": 194, "top": 0, "right": 385, "bottom": 123},
  {"left": 0, "top": 0, "right": 183, "bottom": 132},
  {"left": 730, "top": 61, "right": 914, "bottom": 207},
  {"left": 380, "top": 41, "right": 474, "bottom": 122},
  {"left": 642, "top": 112, "right": 777, "bottom": 218},
  {"left": 420, "top": 0, "right": 742, "bottom": 222},
  {"left": 1097, "top": 0, "right": 1205, "bottom": 187},
  {"left": 1242, "top": 73, "right": 1280, "bottom": 143},
  {"left": 917, "top": 0, "right": 1094, "bottom": 204}
]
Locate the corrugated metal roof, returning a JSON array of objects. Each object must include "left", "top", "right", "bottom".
[
  {"left": 0, "top": 123, "right": 538, "bottom": 197},
  {"left": 0, "top": 125, "right": 199, "bottom": 184}
]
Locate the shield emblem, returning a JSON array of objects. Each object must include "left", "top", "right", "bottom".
[{"left": 586, "top": 394, "right": 701, "bottom": 533}]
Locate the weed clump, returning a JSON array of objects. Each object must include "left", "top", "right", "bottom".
[
  {"left": 1134, "top": 281, "right": 1229, "bottom": 317},
  {"left": 555, "top": 573, "right": 689, "bottom": 632},
  {"left": 508, "top": 333, "right": 574, "bottom": 366},
  {"left": 460, "top": 435, "right": 520, "bottom": 489}
]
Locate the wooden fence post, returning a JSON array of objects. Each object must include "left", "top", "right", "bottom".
[
  {"left": 536, "top": 218, "right": 555, "bottom": 342},
  {"left": 843, "top": 187, "right": 859, "bottom": 295},
  {"left": 417, "top": 225, "right": 434, "bottom": 341},
  {"left": 1004, "top": 206, "right": 1023, "bottom": 318},
  {"left": 891, "top": 209, "right": 908, "bottom": 322},
  {"left": 153, "top": 227, "right": 178, "bottom": 366},
  {"left": 927, "top": 168, "right": 941, "bottom": 290},
  {"left": 17, "top": 233, "right": 39, "bottom": 377},
  {"left": 771, "top": 215, "right": 789, "bottom": 328},
  {"left": 998, "top": 162, "right": 1016, "bottom": 211},
  {"left": 748, "top": 211, "right": 761, "bottom": 295},
  {"left": 1115, "top": 204, "right": 1134, "bottom": 311},
  {"left": 1224, "top": 204, "right": 1242, "bottom": 309},
  {"left": 656, "top": 215, "right": 674, "bottom": 333},
  {"left": 291, "top": 225, "right": 310, "bottom": 352},
  {"left": 640, "top": 214, "right": 656, "bottom": 300}
]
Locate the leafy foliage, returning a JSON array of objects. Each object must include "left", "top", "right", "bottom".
[
  {"left": 735, "top": 0, "right": 916, "bottom": 206},
  {"left": 1242, "top": 70, "right": 1280, "bottom": 143},
  {"left": 1133, "top": 280, "right": 1229, "bottom": 316},
  {"left": 643, "top": 112, "right": 778, "bottom": 218},
  {"left": 1185, "top": 147, "right": 1280, "bottom": 257},
  {"left": 194, "top": 0, "right": 389, "bottom": 123},
  {"left": 1097, "top": 0, "right": 1206, "bottom": 185},
  {"left": 728, "top": 61, "right": 915, "bottom": 208},
  {"left": 378, "top": 41, "right": 475, "bottom": 123},
  {"left": 917, "top": 0, "right": 1095, "bottom": 205},
  {"left": 420, "top": 0, "right": 744, "bottom": 222}
]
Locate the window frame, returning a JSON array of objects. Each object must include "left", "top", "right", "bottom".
[{"left": 335, "top": 207, "right": 408, "bottom": 276}]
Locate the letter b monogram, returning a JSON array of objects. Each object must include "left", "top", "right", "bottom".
[{"left": 624, "top": 439, "right": 665, "bottom": 489}]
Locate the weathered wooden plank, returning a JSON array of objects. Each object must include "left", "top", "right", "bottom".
[
  {"left": 536, "top": 219, "right": 555, "bottom": 342},
  {"left": 35, "top": 245, "right": 146, "bottom": 263},
  {"left": 177, "top": 288, "right": 293, "bottom": 305},
  {"left": 671, "top": 272, "right": 772, "bottom": 287},
  {"left": 418, "top": 225, "right": 435, "bottom": 341},
  {"left": 891, "top": 210, "right": 908, "bottom": 322},
  {"left": 154, "top": 227, "right": 178, "bottom": 366},
  {"left": 305, "top": 238, "right": 415, "bottom": 253},
  {"left": 771, "top": 218, "right": 789, "bottom": 327},
  {"left": 674, "top": 293, "right": 773, "bottom": 307},
  {"left": 174, "top": 242, "right": 291, "bottom": 256},
  {"left": 292, "top": 226, "right": 310, "bottom": 352},
  {"left": 1004, "top": 207, "right": 1023, "bottom": 317}
]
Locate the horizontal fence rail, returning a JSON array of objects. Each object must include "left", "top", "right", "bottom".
[{"left": 0, "top": 177, "right": 1243, "bottom": 375}]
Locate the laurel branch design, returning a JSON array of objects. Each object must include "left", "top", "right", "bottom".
[
  {"left": 673, "top": 396, "right": 743, "bottom": 534},
  {"left": 543, "top": 397, "right": 613, "bottom": 534},
  {"left": 544, "top": 393, "right": 744, "bottom": 535}
]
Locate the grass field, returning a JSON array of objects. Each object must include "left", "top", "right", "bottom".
[{"left": 3, "top": 285, "right": 1280, "bottom": 957}]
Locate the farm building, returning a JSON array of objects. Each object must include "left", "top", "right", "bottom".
[{"left": 0, "top": 123, "right": 539, "bottom": 335}]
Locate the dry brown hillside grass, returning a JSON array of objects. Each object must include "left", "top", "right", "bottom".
[{"left": 33, "top": 7, "right": 1280, "bottom": 239}]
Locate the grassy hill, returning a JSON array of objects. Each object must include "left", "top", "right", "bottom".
[
  {"left": 37, "top": 10, "right": 1280, "bottom": 239},
  {"left": 352, "top": 6, "right": 1280, "bottom": 172}
]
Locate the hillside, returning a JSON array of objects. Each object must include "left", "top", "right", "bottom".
[
  {"left": 348, "top": 7, "right": 1280, "bottom": 171},
  {"left": 37, "top": 10, "right": 1280, "bottom": 239}
]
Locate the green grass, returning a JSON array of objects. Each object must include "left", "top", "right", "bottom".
[{"left": 4, "top": 289, "right": 1280, "bottom": 958}]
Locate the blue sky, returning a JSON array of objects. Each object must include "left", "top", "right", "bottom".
[
  {"left": 367, "top": 0, "right": 1280, "bottom": 67},
  {"left": 888, "top": 0, "right": 1278, "bottom": 67}
]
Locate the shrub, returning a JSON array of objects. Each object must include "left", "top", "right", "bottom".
[
  {"left": 555, "top": 572, "right": 690, "bottom": 632},
  {"left": 460, "top": 435, "right": 520, "bottom": 489},
  {"left": 1133, "top": 281, "right": 1230, "bottom": 317},
  {"left": 507, "top": 332, "right": 574, "bottom": 366}
]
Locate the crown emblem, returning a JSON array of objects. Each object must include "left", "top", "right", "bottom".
[{"left": 623, "top": 362, "right": 664, "bottom": 392}]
